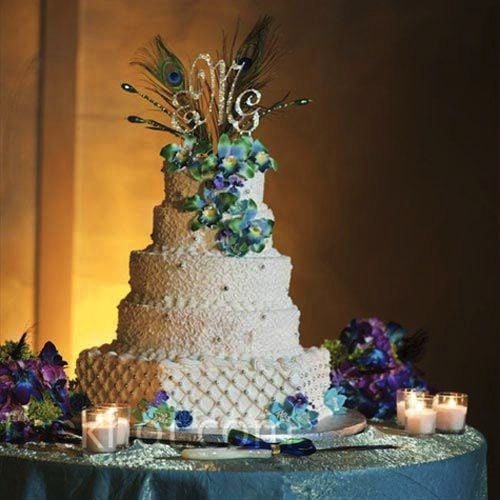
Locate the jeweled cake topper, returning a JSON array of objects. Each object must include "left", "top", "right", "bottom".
[{"left": 122, "top": 16, "right": 310, "bottom": 140}]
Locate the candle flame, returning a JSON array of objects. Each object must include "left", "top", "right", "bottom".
[{"left": 446, "top": 397, "right": 457, "bottom": 408}]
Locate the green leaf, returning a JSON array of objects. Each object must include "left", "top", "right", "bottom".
[
  {"left": 182, "top": 195, "right": 205, "bottom": 211},
  {"left": 218, "top": 133, "right": 231, "bottom": 150},
  {"left": 201, "top": 154, "right": 218, "bottom": 175},
  {"left": 188, "top": 166, "right": 203, "bottom": 181},
  {"left": 251, "top": 242, "right": 266, "bottom": 253},
  {"left": 183, "top": 134, "right": 196, "bottom": 149},
  {"left": 227, "top": 217, "right": 244, "bottom": 234},
  {"left": 190, "top": 217, "right": 203, "bottom": 231},
  {"left": 269, "top": 157, "right": 278, "bottom": 171},
  {"left": 160, "top": 143, "right": 179, "bottom": 161},
  {"left": 238, "top": 161, "right": 257, "bottom": 179},
  {"left": 229, "top": 198, "right": 257, "bottom": 216},
  {"left": 165, "top": 162, "right": 181, "bottom": 174},
  {"left": 216, "top": 192, "right": 239, "bottom": 212}
]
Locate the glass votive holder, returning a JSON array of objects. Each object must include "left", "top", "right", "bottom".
[
  {"left": 404, "top": 395, "right": 437, "bottom": 436},
  {"left": 95, "top": 403, "right": 131, "bottom": 448},
  {"left": 82, "top": 408, "right": 118, "bottom": 453},
  {"left": 433, "top": 392, "right": 468, "bottom": 434},
  {"left": 396, "top": 388, "right": 427, "bottom": 427}
]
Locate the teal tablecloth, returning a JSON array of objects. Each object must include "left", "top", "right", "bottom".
[{"left": 0, "top": 426, "right": 487, "bottom": 499}]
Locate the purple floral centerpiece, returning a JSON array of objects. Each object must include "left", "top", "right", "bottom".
[
  {"left": 0, "top": 333, "right": 82, "bottom": 443},
  {"left": 323, "top": 318, "right": 428, "bottom": 420}
]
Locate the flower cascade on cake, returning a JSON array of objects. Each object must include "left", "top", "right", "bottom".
[{"left": 76, "top": 16, "right": 332, "bottom": 430}]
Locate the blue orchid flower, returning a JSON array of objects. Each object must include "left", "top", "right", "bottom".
[
  {"left": 216, "top": 134, "right": 256, "bottom": 179},
  {"left": 268, "top": 401, "right": 293, "bottom": 430},
  {"left": 12, "top": 363, "right": 42, "bottom": 405},
  {"left": 182, "top": 188, "right": 240, "bottom": 231},
  {"left": 324, "top": 387, "right": 347, "bottom": 415},
  {"left": 268, "top": 395, "right": 319, "bottom": 431},
  {"left": 160, "top": 136, "right": 216, "bottom": 181},
  {"left": 249, "top": 139, "right": 277, "bottom": 173}
]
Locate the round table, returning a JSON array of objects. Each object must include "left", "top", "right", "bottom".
[{"left": 0, "top": 425, "right": 487, "bottom": 499}]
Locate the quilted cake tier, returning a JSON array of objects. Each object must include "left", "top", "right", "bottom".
[{"left": 76, "top": 343, "right": 332, "bottom": 428}]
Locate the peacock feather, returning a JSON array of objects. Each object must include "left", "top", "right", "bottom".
[{"left": 123, "top": 17, "right": 311, "bottom": 141}]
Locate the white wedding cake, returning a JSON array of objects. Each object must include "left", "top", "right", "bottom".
[
  {"left": 76, "top": 170, "right": 331, "bottom": 428},
  {"left": 76, "top": 20, "right": 332, "bottom": 429}
]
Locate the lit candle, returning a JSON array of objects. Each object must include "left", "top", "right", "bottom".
[
  {"left": 404, "top": 396, "right": 436, "bottom": 435},
  {"left": 396, "top": 388, "right": 426, "bottom": 427},
  {"left": 96, "top": 404, "right": 131, "bottom": 448},
  {"left": 82, "top": 409, "right": 118, "bottom": 453},
  {"left": 434, "top": 393, "right": 468, "bottom": 433}
]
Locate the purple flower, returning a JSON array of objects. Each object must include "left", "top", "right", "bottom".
[
  {"left": 39, "top": 342, "right": 67, "bottom": 366},
  {"left": 39, "top": 362, "right": 67, "bottom": 388},
  {"left": 153, "top": 390, "right": 169, "bottom": 406},
  {"left": 212, "top": 174, "right": 244, "bottom": 193},
  {"left": 11, "top": 361, "right": 42, "bottom": 405},
  {"left": 328, "top": 317, "right": 428, "bottom": 420},
  {"left": 285, "top": 393, "right": 309, "bottom": 409}
]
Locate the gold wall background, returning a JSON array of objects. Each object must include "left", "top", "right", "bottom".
[
  {"left": 0, "top": 0, "right": 39, "bottom": 340},
  {"left": 0, "top": 0, "right": 498, "bottom": 491}
]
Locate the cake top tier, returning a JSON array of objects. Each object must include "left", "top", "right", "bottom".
[{"left": 122, "top": 17, "right": 311, "bottom": 257}]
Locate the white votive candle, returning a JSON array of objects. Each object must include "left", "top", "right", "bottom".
[
  {"left": 116, "top": 417, "right": 130, "bottom": 446},
  {"left": 82, "top": 410, "right": 118, "bottom": 453},
  {"left": 96, "top": 404, "right": 131, "bottom": 448},
  {"left": 405, "top": 396, "right": 436, "bottom": 435},
  {"left": 396, "top": 388, "right": 427, "bottom": 427},
  {"left": 434, "top": 393, "right": 468, "bottom": 433}
]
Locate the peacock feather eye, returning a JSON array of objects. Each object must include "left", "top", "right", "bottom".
[
  {"left": 237, "top": 56, "right": 253, "bottom": 71},
  {"left": 162, "top": 62, "right": 183, "bottom": 87},
  {"left": 168, "top": 71, "right": 182, "bottom": 85}
]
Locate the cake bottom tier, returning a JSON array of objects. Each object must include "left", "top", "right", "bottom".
[{"left": 76, "top": 342, "right": 332, "bottom": 428}]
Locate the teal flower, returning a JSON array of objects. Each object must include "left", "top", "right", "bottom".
[
  {"left": 268, "top": 401, "right": 293, "bottom": 430},
  {"left": 216, "top": 134, "right": 256, "bottom": 179},
  {"left": 216, "top": 199, "right": 273, "bottom": 256},
  {"left": 249, "top": 139, "right": 277, "bottom": 173},
  {"left": 244, "top": 219, "right": 274, "bottom": 249},
  {"left": 268, "top": 395, "right": 319, "bottom": 431},
  {"left": 323, "top": 387, "right": 347, "bottom": 415},
  {"left": 183, "top": 188, "right": 239, "bottom": 231},
  {"left": 160, "top": 136, "right": 216, "bottom": 181}
]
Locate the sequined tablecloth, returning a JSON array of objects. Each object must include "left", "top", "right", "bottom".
[{"left": 0, "top": 425, "right": 487, "bottom": 499}]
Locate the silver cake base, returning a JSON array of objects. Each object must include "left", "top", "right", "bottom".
[{"left": 131, "top": 409, "right": 367, "bottom": 445}]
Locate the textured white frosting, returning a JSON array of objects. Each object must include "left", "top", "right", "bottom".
[
  {"left": 76, "top": 164, "right": 332, "bottom": 428},
  {"left": 76, "top": 343, "right": 331, "bottom": 426},
  {"left": 128, "top": 249, "right": 292, "bottom": 307},
  {"left": 117, "top": 301, "right": 301, "bottom": 358}
]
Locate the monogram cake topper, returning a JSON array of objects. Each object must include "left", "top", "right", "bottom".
[
  {"left": 122, "top": 16, "right": 311, "bottom": 143},
  {"left": 170, "top": 53, "right": 262, "bottom": 135}
]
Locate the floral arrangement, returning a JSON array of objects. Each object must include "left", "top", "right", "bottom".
[
  {"left": 162, "top": 133, "right": 275, "bottom": 256},
  {"left": 268, "top": 393, "right": 320, "bottom": 430},
  {"left": 122, "top": 17, "right": 311, "bottom": 256},
  {"left": 324, "top": 318, "right": 428, "bottom": 420},
  {"left": 0, "top": 333, "right": 87, "bottom": 443},
  {"left": 133, "top": 390, "right": 193, "bottom": 430}
]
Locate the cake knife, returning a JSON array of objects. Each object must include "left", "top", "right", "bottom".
[{"left": 170, "top": 443, "right": 400, "bottom": 460}]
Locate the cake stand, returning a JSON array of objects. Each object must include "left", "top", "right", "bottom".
[{"left": 131, "top": 409, "right": 367, "bottom": 445}]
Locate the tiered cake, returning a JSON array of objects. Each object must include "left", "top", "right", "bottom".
[
  {"left": 76, "top": 19, "right": 332, "bottom": 429},
  {"left": 76, "top": 168, "right": 331, "bottom": 428}
]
